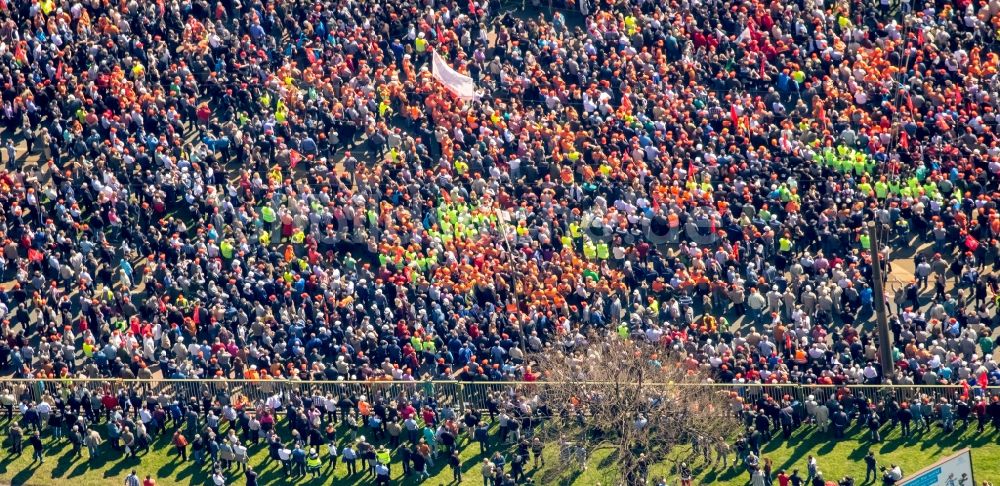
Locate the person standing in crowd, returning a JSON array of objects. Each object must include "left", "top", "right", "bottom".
[
  {"left": 245, "top": 466, "right": 258, "bottom": 486},
  {"left": 865, "top": 452, "right": 878, "bottom": 483},
  {"left": 173, "top": 431, "right": 188, "bottom": 462},
  {"left": 29, "top": 431, "right": 43, "bottom": 463},
  {"left": 124, "top": 471, "right": 140, "bottom": 486}
]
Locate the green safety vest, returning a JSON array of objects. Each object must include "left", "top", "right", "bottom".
[
  {"left": 583, "top": 243, "right": 597, "bottom": 260},
  {"left": 377, "top": 451, "right": 390, "bottom": 464},
  {"left": 415, "top": 38, "right": 427, "bottom": 53},
  {"left": 875, "top": 182, "right": 888, "bottom": 199},
  {"left": 307, "top": 456, "right": 321, "bottom": 468},
  {"left": 220, "top": 241, "right": 234, "bottom": 259},
  {"left": 261, "top": 207, "right": 276, "bottom": 223},
  {"left": 860, "top": 233, "right": 871, "bottom": 249},
  {"left": 779, "top": 238, "right": 792, "bottom": 252},
  {"left": 617, "top": 324, "right": 629, "bottom": 338},
  {"left": 596, "top": 243, "right": 609, "bottom": 259}
]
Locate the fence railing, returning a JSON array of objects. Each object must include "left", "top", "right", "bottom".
[{"left": 2, "top": 379, "right": 997, "bottom": 413}]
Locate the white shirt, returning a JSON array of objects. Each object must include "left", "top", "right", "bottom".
[
  {"left": 863, "top": 365, "right": 878, "bottom": 379},
  {"left": 266, "top": 395, "right": 282, "bottom": 411}
]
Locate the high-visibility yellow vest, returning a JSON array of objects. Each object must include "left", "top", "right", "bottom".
[
  {"left": 220, "top": 241, "right": 234, "bottom": 259},
  {"left": 261, "top": 207, "right": 276, "bottom": 223},
  {"left": 307, "top": 456, "right": 321, "bottom": 468},
  {"left": 275, "top": 101, "right": 287, "bottom": 122},
  {"left": 596, "top": 243, "right": 609, "bottom": 259},
  {"left": 875, "top": 182, "right": 888, "bottom": 199}
]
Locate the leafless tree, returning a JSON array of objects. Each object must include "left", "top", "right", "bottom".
[{"left": 531, "top": 332, "right": 738, "bottom": 485}]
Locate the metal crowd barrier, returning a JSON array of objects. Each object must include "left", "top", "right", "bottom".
[{"left": 1, "top": 379, "right": 996, "bottom": 411}]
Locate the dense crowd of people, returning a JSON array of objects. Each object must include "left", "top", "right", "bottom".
[
  {"left": 4, "top": 381, "right": 555, "bottom": 485},
  {"left": 1, "top": 378, "right": 997, "bottom": 485},
  {"left": 1, "top": 0, "right": 1000, "bottom": 480},
  {"left": 0, "top": 0, "right": 999, "bottom": 393}
]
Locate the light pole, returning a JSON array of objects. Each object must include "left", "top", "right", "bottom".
[{"left": 867, "top": 221, "right": 894, "bottom": 380}]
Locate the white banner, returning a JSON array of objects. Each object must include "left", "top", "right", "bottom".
[
  {"left": 898, "top": 448, "right": 974, "bottom": 486},
  {"left": 432, "top": 51, "right": 480, "bottom": 101}
]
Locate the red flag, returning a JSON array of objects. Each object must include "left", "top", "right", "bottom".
[
  {"left": 917, "top": 28, "right": 925, "bottom": 46},
  {"left": 55, "top": 61, "right": 63, "bottom": 81},
  {"left": 759, "top": 56, "right": 766, "bottom": 78},
  {"left": 305, "top": 47, "right": 317, "bottom": 64},
  {"left": 899, "top": 130, "right": 909, "bottom": 150},
  {"left": 687, "top": 161, "right": 695, "bottom": 180},
  {"left": 962, "top": 380, "right": 971, "bottom": 400},
  {"left": 710, "top": 218, "right": 717, "bottom": 234},
  {"left": 290, "top": 149, "right": 301, "bottom": 168},
  {"left": 906, "top": 92, "right": 915, "bottom": 114},
  {"left": 730, "top": 104, "right": 739, "bottom": 127},
  {"left": 981, "top": 371, "right": 989, "bottom": 391}
]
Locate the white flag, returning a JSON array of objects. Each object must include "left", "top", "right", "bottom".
[
  {"left": 737, "top": 26, "right": 752, "bottom": 43},
  {"left": 432, "top": 51, "right": 480, "bottom": 101}
]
